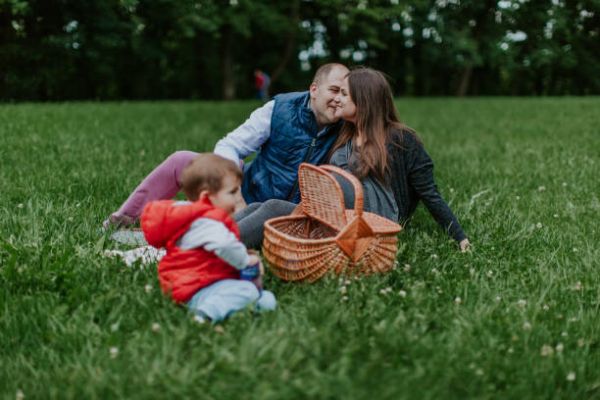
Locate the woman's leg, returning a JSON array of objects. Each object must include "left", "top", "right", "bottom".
[
  {"left": 236, "top": 199, "right": 297, "bottom": 249},
  {"left": 105, "top": 151, "right": 198, "bottom": 227}
]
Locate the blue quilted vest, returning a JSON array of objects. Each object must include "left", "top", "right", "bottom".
[{"left": 242, "top": 91, "right": 341, "bottom": 203}]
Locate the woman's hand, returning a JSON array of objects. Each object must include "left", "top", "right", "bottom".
[{"left": 459, "top": 238, "right": 471, "bottom": 253}]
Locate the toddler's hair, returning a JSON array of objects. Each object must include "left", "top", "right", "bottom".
[{"left": 180, "top": 153, "right": 243, "bottom": 201}]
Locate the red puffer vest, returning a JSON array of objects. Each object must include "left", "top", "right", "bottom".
[{"left": 141, "top": 197, "right": 241, "bottom": 303}]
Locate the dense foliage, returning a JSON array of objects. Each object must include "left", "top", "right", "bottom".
[{"left": 1, "top": 0, "right": 599, "bottom": 100}]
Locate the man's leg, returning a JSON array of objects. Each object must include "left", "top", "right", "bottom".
[
  {"left": 236, "top": 199, "right": 297, "bottom": 249},
  {"left": 105, "top": 151, "right": 198, "bottom": 227}
]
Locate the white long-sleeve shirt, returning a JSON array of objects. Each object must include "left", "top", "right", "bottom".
[{"left": 213, "top": 100, "right": 275, "bottom": 166}]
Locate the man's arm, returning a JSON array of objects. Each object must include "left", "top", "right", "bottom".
[{"left": 214, "top": 100, "right": 275, "bottom": 166}]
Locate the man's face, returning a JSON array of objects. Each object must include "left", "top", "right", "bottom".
[{"left": 309, "top": 66, "right": 349, "bottom": 127}]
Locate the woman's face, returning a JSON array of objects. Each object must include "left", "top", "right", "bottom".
[{"left": 334, "top": 77, "right": 357, "bottom": 123}]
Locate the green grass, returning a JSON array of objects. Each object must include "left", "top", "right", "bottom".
[{"left": 1, "top": 98, "right": 599, "bottom": 399}]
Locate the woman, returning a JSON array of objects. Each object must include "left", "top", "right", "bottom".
[{"left": 237, "top": 67, "right": 470, "bottom": 251}]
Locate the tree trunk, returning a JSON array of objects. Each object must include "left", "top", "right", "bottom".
[
  {"left": 220, "top": 24, "right": 235, "bottom": 100},
  {"left": 456, "top": 65, "right": 472, "bottom": 96},
  {"left": 270, "top": 0, "right": 300, "bottom": 84}
]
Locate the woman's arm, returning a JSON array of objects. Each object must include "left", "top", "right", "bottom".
[{"left": 406, "top": 141, "right": 469, "bottom": 247}]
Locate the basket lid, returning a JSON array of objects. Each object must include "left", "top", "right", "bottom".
[{"left": 297, "top": 163, "right": 348, "bottom": 231}]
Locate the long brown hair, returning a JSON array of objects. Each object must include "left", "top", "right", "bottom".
[{"left": 330, "top": 67, "right": 407, "bottom": 182}]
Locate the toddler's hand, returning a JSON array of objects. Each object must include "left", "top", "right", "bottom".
[
  {"left": 252, "top": 276, "right": 264, "bottom": 291},
  {"left": 248, "top": 254, "right": 260, "bottom": 266}
]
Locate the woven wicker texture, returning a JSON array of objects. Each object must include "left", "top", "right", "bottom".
[{"left": 263, "top": 163, "right": 402, "bottom": 282}]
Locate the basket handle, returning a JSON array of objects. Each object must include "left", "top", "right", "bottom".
[{"left": 319, "top": 165, "right": 364, "bottom": 217}]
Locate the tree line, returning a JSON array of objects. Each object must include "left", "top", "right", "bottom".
[{"left": 1, "top": 0, "right": 599, "bottom": 101}]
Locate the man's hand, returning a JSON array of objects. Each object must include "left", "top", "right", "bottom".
[{"left": 459, "top": 238, "right": 471, "bottom": 253}]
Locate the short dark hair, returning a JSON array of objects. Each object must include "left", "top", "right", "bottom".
[
  {"left": 180, "top": 153, "right": 243, "bottom": 201},
  {"left": 312, "top": 63, "right": 348, "bottom": 84}
]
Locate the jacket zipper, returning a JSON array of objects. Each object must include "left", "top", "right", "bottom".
[{"left": 287, "top": 138, "right": 317, "bottom": 201}]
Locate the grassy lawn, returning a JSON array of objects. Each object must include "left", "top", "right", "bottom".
[{"left": 1, "top": 98, "right": 599, "bottom": 399}]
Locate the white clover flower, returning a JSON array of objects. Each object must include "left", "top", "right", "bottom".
[
  {"left": 536, "top": 222, "right": 543, "bottom": 229},
  {"left": 151, "top": 323, "right": 161, "bottom": 332},
  {"left": 144, "top": 284, "right": 153, "bottom": 293},
  {"left": 553, "top": 214, "right": 559, "bottom": 218},
  {"left": 566, "top": 372, "right": 576, "bottom": 381},
  {"left": 431, "top": 268, "right": 439, "bottom": 275},
  {"left": 339, "top": 286, "right": 347, "bottom": 294},
  {"left": 17, "top": 203, "right": 24, "bottom": 209},
  {"left": 573, "top": 281, "right": 582, "bottom": 291},
  {"left": 109, "top": 347, "right": 119, "bottom": 359},
  {"left": 543, "top": 304, "right": 550, "bottom": 311},
  {"left": 517, "top": 299, "right": 527, "bottom": 308},
  {"left": 540, "top": 345, "right": 554, "bottom": 357},
  {"left": 562, "top": 182, "right": 567, "bottom": 187},
  {"left": 431, "top": 254, "right": 439, "bottom": 259},
  {"left": 573, "top": 248, "right": 579, "bottom": 252},
  {"left": 577, "top": 338, "right": 586, "bottom": 347},
  {"left": 403, "top": 264, "right": 411, "bottom": 272},
  {"left": 341, "top": 295, "right": 349, "bottom": 302},
  {"left": 538, "top": 186, "right": 546, "bottom": 192},
  {"left": 555, "top": 343, "right": 564, "bottom": 353},
  {"left": 110, "top": 323, "right": 119, "bottom": 332},
  {"left": 475, "top": 368, "right": 484, "bottom": 376},
  {"left": 507, "top": 347, "right": 514, "bottom": 354},
  {"left": 16, "top": 390, "right": 25, "bottom": 400},
  {"left": 398, "top": 290, "right": 407, "bottom": 298},
  {"left": 495, "top": 295, "right": 502, "bottom": 302},
  {"left": 516, "top": 196, "right": 520, "bottom": 200},
  {"left": 561, "top": 331, "right": 568, "bottom": 337},
  {"left": 454, "top": 297, "right": 462, "bottom": 305},
  {"left": 486, "top": 270, "right": 493, "bottom": 277},
  {"left": 522, "top": 321, "right": 531, "bottom": 331},
  {"left": 214, "top": 325, "right": 225, "bottom": 334}
]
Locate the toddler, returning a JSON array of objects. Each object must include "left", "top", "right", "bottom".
[{"left": 141, "top": 153, "right": 276, "bottom": 323}]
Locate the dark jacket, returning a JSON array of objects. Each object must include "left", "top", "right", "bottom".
[
  {"left": 242, "top": 91, "right": 341, "bottom": 203},
  {"left": 388, "top": 128, "right": 466, "bottom": 242}
]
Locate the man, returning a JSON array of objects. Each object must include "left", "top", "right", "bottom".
[{"left": 105, "top": 63, "right": 349, "bottom": 228}]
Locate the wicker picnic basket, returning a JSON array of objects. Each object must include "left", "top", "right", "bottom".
[{"left": 262, "top": 163, "right": 402, "bottom": 282}]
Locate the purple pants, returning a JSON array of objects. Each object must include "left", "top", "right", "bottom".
[{"left": 109, "top": 151, "right": 198, "bottom": 223}]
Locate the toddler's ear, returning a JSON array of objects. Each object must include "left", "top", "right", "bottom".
[{"left": 197, "top": 190, "right": 210, "bottom": 201}]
